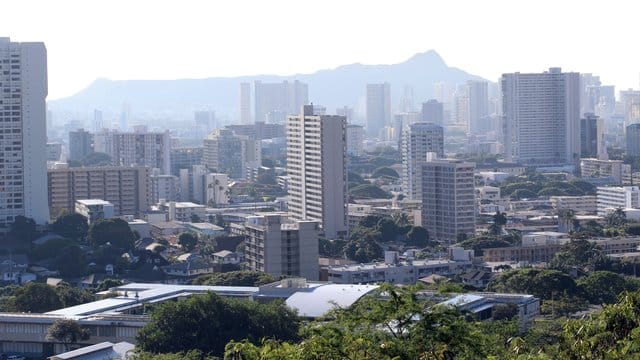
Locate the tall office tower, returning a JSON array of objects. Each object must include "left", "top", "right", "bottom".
[
  {"left": 453, "top": 89, "right": 470, "bottom": 128},
  {"left": 170, "top": 147, "right": 203, "bottom": 176},
  {"left": 620, "top": 89, "right": 640, "bottom": 127},
  {"left": 93, "top": 109, "right": 104, "bottom": 132},
  {"left": 243, "top": 213, "right": 319, "bottom": 280},
  {"left": 239, "top": 82, "right": 251, "bottom": 124},
  {"left": 421, "top": 158, "right": 476, "bottom": 244},
  {"left": 203, "top": 129, "right": 243, "bottom": 179},
  {"left": 346, "top": 124, "right": 364, "bottom": 156},
  {"left": 254, "top": 80, "right": 308, "bottom": 123},
  {"left": 287, "top": 105, "right": 347, "bottom": 239},
  {"left": 119, "top": 103, "right": 131, "bottom": 131},
  {"left": 434, "top": 81, "right": 453, "bottom": 105},
  {"left": 401, "top": 123, "right": 444, "bottom": 201},
  {"left": 48, "top": 165, "right": 150, "bottom": 217},
  {"left": 194, "top": 110, "right": 216, "bottom": 139},
  {"left": 595, "top": 85, "right": 616, "bottom": 119},
  {"left": 580, "top": 113, "right": 604, "bottom": 158},
  {"left": 399, "top": 85, "right": 414, "bottom": 112},
  {"left": 93, "top": 128, "right": 171, "bottom": 174},
  {"left": 46, "top": 143, "right": 62, "bottom": 161},
  {"left": 580, "top": 73, "right": 601, "bottom": 116},
  {"left": 0, "top": 38, "right": 49, "bottom": 226},
  {"left": 467, "top": 80, "right": 489, "bottom": 134},
  {"left": 68, "top": 128, "right": 93, "bottom": 161},
  {"left": 336, "top": 106, "right": 354, "bottom": 122},
  {"left": 421, "top": 99, "right": 444, "bottom": 126},
  {"left": 501, "top": 68, "right": 580, "bottom": 165},
  {"left": 626, "top": 124, "right": 640, "bottom": 156},
  {"left": 366, "top": 83, "right": 391, "bottom": 138}
]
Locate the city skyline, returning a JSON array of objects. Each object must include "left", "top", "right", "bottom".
[{"left": 1, "top": 0, "right": 639, "bottom": 100}]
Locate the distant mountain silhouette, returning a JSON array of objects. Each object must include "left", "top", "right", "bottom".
[{"left": 48, "top": 50, "right": 488, "bottom": 119}]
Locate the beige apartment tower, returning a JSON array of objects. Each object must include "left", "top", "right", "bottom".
[
  {"left": 287, "top": 105, "right": 347, "bottom": 239},
  {"left": 421, "top": 159, "right": 476, "bottom": 243},
  {"left": 48, "top": 166, "right": 150, "bottom": 217}
]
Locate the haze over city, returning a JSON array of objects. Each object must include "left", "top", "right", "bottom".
[
  {"left": 1, "top": 0, "right": 639, "bottom": 99},
  {"left": 5, "top": 1, "right": 640, "bottom": 359}
]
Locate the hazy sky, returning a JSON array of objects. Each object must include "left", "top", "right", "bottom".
[{"left": 2, "top": 0, "right": 639, "bottom": 100}]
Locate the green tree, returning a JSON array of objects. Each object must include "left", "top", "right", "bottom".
[
  {"left": 55, "top": 283, "right": 95, "bottom": 307},
  {"left": 10, "top": 215, "right": 38, "bottom": 242},
  {"left": 606, "top": 207, "right": 628, "bottom": 228},
  {"left": 54, "top": 245, "right": 88, "bottom": 277},
  {"left": 405, "top": 226, "right": 430, "bottom": 247},
  {"left": 80, "top": 151, "right": 112, "bottom": 166},
  {"left": 11, "top": 282, "right": 63, "bottom": 313},
  {"left": 371, "top": 167, "right": 400, "bottom": 178},
  {"left": 549, "top": 239, "right": 609, "bottom": 272},
  {"left": 576, "top": 271, "right": 635, "bottom": 304},
  {"left": 136, "top": 292, "right": 300, "bottom": 357},
  {"left": 376, "top": 217, "right": 399, "bottom": 242},
  {"left": 46, "top": 319, "right": 90, "bottom": 351},
  {"left": 318, "top": 237, "right": 347, "bottom": 258},
  {"left": 458, "top": 235, "right": 513, "bottom": 256},
  {"left": 178, "top": 232, "right": 198, "bottom": 252},
  {"left": 191, "top": 271, "right": 277, "bottom": 286},
  {"left": 51, "top": 212, "right": 89, "bottom": 241},
  {"left": 87, "top": 218, "right": 136, "bottom": 250},
  {"left": 487, "top": 268, "right": 578, "bottom": 300},
  {"left": 349, "top": 184, "right": 393, "bottom": 199},
  {"left": 343, "top": 230, "right": 383, "bottom": 262},
  {"left": 357, "top": 215, "right": 383, "bottom": 228},
  {"left": 96, "top": 278, "right": 124, "bottom": 292}
]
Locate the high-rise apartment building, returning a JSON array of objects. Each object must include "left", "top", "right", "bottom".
[
  {"left": 203, "top": 129, "right": 243, "bottom": 179},
  {"left": 501, "top": 68, "right": 580, "bottom": 165},
  {"left": 287, "top": 105, "right": 347, "bottom": 239},
  {"left": 239, "top": 82, "right": 251, "bottom": 124},
  {"left": 467, "top": 80, "right": 489, "bottom": 134},
  {"left": 401, "top": 123, "right": 444, "bottom": 200},
  {"left": 620, "top": 89, "right": 640, "bottom": 127},
  {"left": 150, "top": 168, "right": 180, "bottom": 204},
  {"left": 48, "top": 165, "right": 150, "bottom": 217},
  {"left": 626, "top": 124, "right": 640, "bottom": 156},
  {"left": 69, "top": 128, "right": 93, "bottom": 161},
  {"left": 421, "top": 159, "right": 476, "bottom": 243},
  {"left": 178, "top": 165, "right": 229, "bottom": 206},
  {"left": 580, "top": 113, "right": 603, "bottom": 158},
  {"left": 243, "top": 213, "right": 319, "bottom": 280},
  {"left": 0, "top": 37, "right": 49, "bottom": 226},
  {"left": 421, "top": 99, "right": 444, "bottom": 126},
  {"left": 366, "top": 83, "right": 391, "bottom": 138},
  {"left": 93, "top": 109, "right": 104, "bottom": 132},
  {"left": 93, "top": 128, "right": 171, "bottom": 174},
  {"left": 254, "top": 80, "right": 308, "bottom": 123},
  {"left": 169, "top": 147, "right": 203, "bottom": 177},
  {"left": 346, "top": 124, "right": 364, "bottom": 156},
  {"left": 194, "top": 111, "right": 216, "bottom": 138}
]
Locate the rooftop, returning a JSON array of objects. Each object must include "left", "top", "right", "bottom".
[{"left": 76, "top": 199, "right": 112, "bottom": 206}]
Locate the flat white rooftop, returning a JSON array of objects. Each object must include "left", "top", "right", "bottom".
[{"left": 76, "top": 199, "right": 112, "bottom": 206}]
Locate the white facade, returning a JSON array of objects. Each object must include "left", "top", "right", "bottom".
[
  {"left": 550, "top": 196, "right": 597, "bottom": 214},
  {"left": 243, "top": 213, "right": 319, "bottom": 280},
  {"left": 163, "top": 201, "right": 206, "bottom": 222},
  {"left": 204, "top": 173, "right": 230, "bottom": 206},
  {"left": 366, "top": 83, "right": 391, "bottom": 138},
  {"left": 240, "top": 135, "right": 262, "bottom": 180},
  {"left": 597, "top": 186, "right": 640, "bottom": 216},
  {"left": 346, "top": 124, "right": 364, "bottom": 156},
  {"left": 203, "top": 129, "right": 243, "bottom": 179},
  {"left": 75, "top": 199, "right": 115, "bottom": 224},
  {"left": 287, "top": 105, "right": 347, "bottom": 239},
  {"left": 501, "top": 68, "right": 580, "bottom": 165},
  {"left": 150, "top": 171, "right": 180, "bottom": 204},
  {"left": 0, "top": 38, "right": 49, "bottom": 225},
  {"left": 93, "top": 128, "right": 171, "bottom": 174},
  {"left": 422, "top": 159, "right": 476, "bottom": 243},
  {"left": 402, "top": 123, "right": 444, "bottom": 200},
  {"left": 580, "top": 158, "right": 630, "bottom": 184}
]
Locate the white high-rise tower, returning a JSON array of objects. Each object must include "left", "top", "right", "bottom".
[
  {"left": 501, "top": 68, "right": 580, "bottom": 165},
  {"left": 0, "top": 37, "right": 49, "bottom": 225},
  {"left": 287, "top": 105, "right": 347, "bottom": 239}
]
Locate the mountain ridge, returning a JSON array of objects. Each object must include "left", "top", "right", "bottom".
[{"left": 48, "top": 50, "right": 489, "bottom": 119}]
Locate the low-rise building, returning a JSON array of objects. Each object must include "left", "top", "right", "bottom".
[
  {"left": 160, "top": 201, "right": 206, "bottom": 222},
  {"left": 75, "top": 199, "right": 115, "bottom": 224},
  {"left": 550, "top": 196, "right": 597, "bottom": 214},
  {"left": 597, "top": 186, "right": 640, "bottom": 216},
  {"left": 327, "top": 256, "right": 473, "bottom": 285},
  {"left": 581, "top": 158, "right": 630, "bottom": 185}
]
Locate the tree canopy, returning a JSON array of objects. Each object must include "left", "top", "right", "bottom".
[
  {"left": 87, "top": 218, "right": 136, "bottom": 250},
  {"left": 51, "top": 212, "right": 89, "bottom": 241},
  {"left": 178, "top": 232, "right": 198, "bottom": 252},
  {"left": 191, "top": 271, "right": 277, "bottom": 287},
  {"left": 136, "top": 292, "right": 300, "bottom": 357},
  {"left": 371, "top": 166, "right": 400, "bottom": 178},
  {"left": 46, "top": 319, "right": 90, "bottom": 351},
  {"left": 349, "top": 184, "right": 393, "bottom": 199}
]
